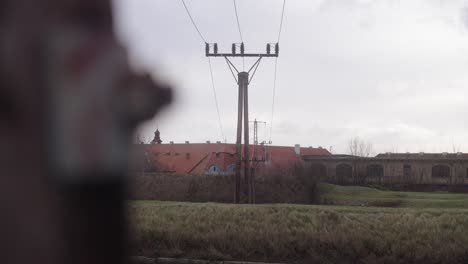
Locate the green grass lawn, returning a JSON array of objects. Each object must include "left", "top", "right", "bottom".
[
  {"left": 129, "top": 184, "right": 468, "bottom": 263},
  {"left": 319, "top": 183, "right": 468, "bottom": 208}
]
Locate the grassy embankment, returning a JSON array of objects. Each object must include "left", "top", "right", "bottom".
[
  {"left": 319, "top": 183, "right": 468, "bottom": 208},
  {"left": 130, "top": 184, "right": 468, "bottom": 263}
]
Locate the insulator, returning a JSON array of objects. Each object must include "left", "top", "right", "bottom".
[
  {"left": 275, "top": 43, "right": 279, "bottom": 55},
  {"left": 240, "top": 43, "right": 245, "bottom": 54},
  {"left": 214, "top": 43, "right": 218, "bottom": 54},
  {"left": 232, "top": 43, "right": 236, "bottom": 54},
  {"left": 266, "top": 44, "right": 271, "bottom": 54},
  {"left": 205, "top": 43, "right": 209, "bottom": 55}
]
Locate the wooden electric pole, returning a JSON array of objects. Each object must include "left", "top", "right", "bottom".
[{"left": 206, "top": 42, "right": 278, "bottom": 203}]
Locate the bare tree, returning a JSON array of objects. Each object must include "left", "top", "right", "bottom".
[
  {"left": 134, "top": 133, "right": 148, "bottom": 144},
  {"left": 348, "top": 137, "right": 374, "bottom": 157},
  {"left": 134, "top": 133, "right": 142, "bottom": 144}
]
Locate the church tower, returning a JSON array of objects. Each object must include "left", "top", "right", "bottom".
[{"left": 151, "top": 129, "right": 162, "bottom": 144}]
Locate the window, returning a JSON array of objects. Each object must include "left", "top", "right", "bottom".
[
  {"left": 227, "top": 164, "right": 236, "bottom": 173},
  {"left": 367, "top": 164, "right": 384, "bottom": 177},
  {"left": 432, "top": 165, "right": 450, "bottom": 178},
  {"left": 207, "top": 164, "right": 221, "bottom": 174},
  {"left": 403, "top": 164, "right": 411, "bottom": 178}
]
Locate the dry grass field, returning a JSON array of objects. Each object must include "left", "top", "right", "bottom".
[{"left": 129, "top": 184, "right": 468, "bottom": 263}]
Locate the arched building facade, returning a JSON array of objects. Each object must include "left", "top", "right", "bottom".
[{"left": 303, "top": 153, "right": 468, "bottom": 186}]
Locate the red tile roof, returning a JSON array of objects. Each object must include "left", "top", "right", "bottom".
[{"left": 139, "top": 143, "right": 330, "bottom": 175}]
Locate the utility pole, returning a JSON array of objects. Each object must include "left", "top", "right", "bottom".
[
  {"left": 250, "top": 118, "right": 266, "bottom": 145},
  {"left": 206, "top": 42, "right": 279, "bottom": 203},
  {"left": 249, "top": 118, "right": 266, "bottom": 204},
  {"left": 250, "top": 119, "right": 267, "bottom": 161}
]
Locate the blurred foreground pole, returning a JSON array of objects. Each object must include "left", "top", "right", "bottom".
[{"left": 0, "top": 1, "right": 171, "bottom": 264}]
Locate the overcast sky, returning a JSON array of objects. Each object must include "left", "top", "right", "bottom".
[{"left": 113, "top": 0, "right": 468, "bottom": 154}]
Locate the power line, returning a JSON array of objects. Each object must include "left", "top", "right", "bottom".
[
  {"left": 277, "top": 0, "right": 286, "bottom": 43},
  {"left": 269, "top": 57, "right": 278, "bottom": 142},
  {"left": 181, "top": 0, "right": 207, "bottom": 43},
  {"left": 180, "top": 1, "right": 225, "bottom": 142},
  {"left": 233, "top": 0, "right": 245, "bottom": 70},
  {"left": 208, "top": 57, "right": 226, "bottom": 142},
  {"left": 233, "top": 0, "right": 244, "bottom": 42},
  {"left": 269, "top": 0, "right": 286, "bottom": 142}
]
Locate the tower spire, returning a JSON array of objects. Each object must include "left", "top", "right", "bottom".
[{"left": 151, "top": 129, "right": 162, "bottom": 144}]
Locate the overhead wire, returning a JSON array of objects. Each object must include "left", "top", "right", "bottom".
[
  {"left": 181, "top": 0, "right": 226, "bottom": 142},
  {"left": 233, "top": 0, "right": 244, "bottom": 43},
  {"left": 208, "top": 58, "right": 226, "bottom": 142},
  {"left": 181, "top": 0, "right": 207, "bottom": 43},
  {"left": 277, "top": 0, "right": 286, "bottom": 43},
  {"left": 233, "top": 0, "right": 245, "bottom": 70},
  {"left": 269, "top": 58, "right": 279, "bottom": 143},
  {"left": 269, "top": 0, "right": 286, "bottom": 142}
]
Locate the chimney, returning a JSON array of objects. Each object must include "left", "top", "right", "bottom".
[
  {"left": 185, "top": 141, "right": 190, "bottom": 144},
  {"left": 206, "top": 141, "right": 211, "bottom": 144},
  {"left": 216, "top": 141, "right": 221, "bottom": 144},
  {"left": 294, "top": 144, "right": 300, "bottom": 155},
  {"left": 170, "top": 141, "right": 174, "bottom": 144}
]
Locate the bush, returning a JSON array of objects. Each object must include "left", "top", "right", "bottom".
[{"left": 129, "top": 164, "right": 321, "bottom": 204}]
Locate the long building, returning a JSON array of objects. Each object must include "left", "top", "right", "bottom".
[
  {"left": 303, "top": 152, "right": 468, "bottom": 187},
  {"left": 134, "top": 141, "right": 331, "bottom": 175}
]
